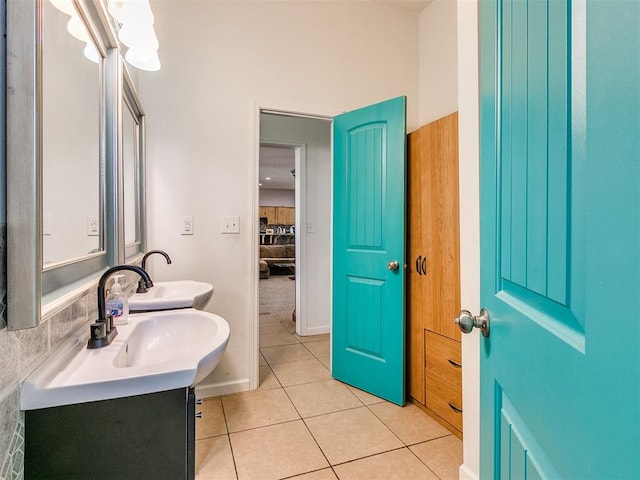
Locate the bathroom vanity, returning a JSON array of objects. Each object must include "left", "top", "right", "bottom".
[
  {"left": 25, "top": 387, "right": 196, "bottom": 479},
  {"left": 20, "top": 308, "right": 230, "bottom": 479}
]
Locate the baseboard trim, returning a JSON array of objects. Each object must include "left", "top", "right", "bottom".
[
  {"left": 195, "top": 378, "right": 250, "bottom": 398},
  {"left": 459, "top": 463, "right": 479, "bottom": 480},
  {"left": 301, "top": 325, "right": 330, "bottom": 336}
]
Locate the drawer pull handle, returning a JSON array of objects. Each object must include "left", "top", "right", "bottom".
[
  {"left": 448, "top": 402, "right": 462, "bottom": 413},
  {"left": 447, "top": 359, "right": 462, "bottom": 368},
  {"left": 195, "top": 412, "right": 203, "bottom": 418}
]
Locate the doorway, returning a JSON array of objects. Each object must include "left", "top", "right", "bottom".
[{"left": 254, "top": 109, "right": 333, "bottom": 388}]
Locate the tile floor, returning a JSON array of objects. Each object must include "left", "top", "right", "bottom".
[{"left": 195, "top": 275, "right": 462, "bottom": 480}]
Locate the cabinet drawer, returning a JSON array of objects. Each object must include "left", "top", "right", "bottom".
[
  {"left": 425, "top": 331, "right": 462, "bottom": 387},
  {"left": 426, "top": 370, "right": 463, "bottom": 432}
]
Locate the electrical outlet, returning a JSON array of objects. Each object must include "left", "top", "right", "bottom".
[
  {"left": 221, "top": 215, "right": 240, "bottom": 234},
  {"left": 87, "top": 215, "right": 99, "bottom": 236},
  {"left": 182, "top": 216, "right": 194, "bottom": 235}
]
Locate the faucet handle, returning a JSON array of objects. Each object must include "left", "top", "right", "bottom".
[{"left": 136, "top": 278, "right": 149, "bottom": 294}]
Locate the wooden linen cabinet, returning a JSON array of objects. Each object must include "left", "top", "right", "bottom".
[{"left": 407, "top": 112, "right": 462, "bottom": 438}]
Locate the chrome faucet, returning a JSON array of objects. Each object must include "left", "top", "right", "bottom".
[
  {"left": 137, "top": 250, "right": 172, "bottom": 293},
  {"left": 87, "top": 265, "right": 153, "bottom": 349}
]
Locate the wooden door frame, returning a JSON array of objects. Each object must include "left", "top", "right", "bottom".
[{"left": 250, "top": 100, "right": 340, "bottom": 390}]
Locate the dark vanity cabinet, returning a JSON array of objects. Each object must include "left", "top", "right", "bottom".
[{"left": 25, "top": 387, "right": 196, "bottom": 479}]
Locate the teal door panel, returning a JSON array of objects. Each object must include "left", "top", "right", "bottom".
[
  {"left": 480, "top": 0, "right": 639, "bottom": 478},
  {"left": 332, "top": 97, "right": 406, "bottom": 406}
]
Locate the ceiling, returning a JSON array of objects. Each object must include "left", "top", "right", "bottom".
[{"left": 259, "top": 145, "right": 296, "bottom": 190}]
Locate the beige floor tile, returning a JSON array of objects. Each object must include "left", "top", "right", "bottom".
[
  {"left": 261, "top": 343, "right": 315, "bottom": 365},
  {"left": 222, "top": 388, "right": 299, "bottom": 432},
  {"left": 258, "top": 365, "right": 282, "bottom": 390},
  {"left": 295, "top": 333, "right": 330, "bottom": 344},
  {"left": 280, "top": 319, "right": 297, "bottom": 334},
  {"left": 259, "top": 351, "right": 267, "bottom": 367},
  {"left": 318, "top": 356, "right": 331, "bottom": 369},
  {"left": 196, "top": 397, "right": 227, "bottom": 440},
  {"left": 343, "top": 384, "right": 387, "bottom": 405},
  {"left": 230, "top": 420, "right": 329, "bottom": 480},
  {"left": 259, "top": 322, "right": 289, "bottom": 335},
  {"left": 288, "top": 469, "right": 338, "bottom": 479},
  {"left": 304, "top": 339, "right": 330, "bottom": 357},
  {"left": 259, "top": 332, "right": 299, "bottom": 348},
  {"left": 333, "top": 448, "right": 439, "bottom": 480},
  {"left": 410, "top": 435, "right": 463, "bottom": 480},
  {"left": 195, "top": 435, "right": 236, "bottom": 480},
  {"left": 271, "top": 358, "right": 331, "bottom": 387},
  {"left": 285, "top": 380, "right": 362, "bottom": 418},
  {"left": 368, "top": 402, "right": 451, "bottom": 445},
  {"left": 305, "top": 407, "right": 403, "bottom": 465}
]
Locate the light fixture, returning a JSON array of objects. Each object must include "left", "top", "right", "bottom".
[
  {"left": 109, "top": 0, "right": 162, "bottom": 72},
  {"left": 49, "top": 0, "right": 162, "bottom": 72},
  {"left": 265, "top": 177, "right": 271, "bottom": 181}
]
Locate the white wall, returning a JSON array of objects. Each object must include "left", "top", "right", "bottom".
[
  {"left": 419, "top": 0, "right": 459, "bottom": 125},
  {"left": 420, "top": 1, "right": 480, "bottom": 478},
  {"left": 261, "top": 114, "right": 332, "bottom": 336},
  {"left": 259, "top": 188, "right": 294, "bottom": 207},
  {"left": 141, "top": 0, "right": 419, "bottom": 394}
]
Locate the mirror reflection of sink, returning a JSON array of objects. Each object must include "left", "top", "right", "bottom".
[
  {"left": 21, "top": 309, "right": 230, "bottom": 410},
  {"left": 129, "top": 280, "right": 214, "bottom": 312}
]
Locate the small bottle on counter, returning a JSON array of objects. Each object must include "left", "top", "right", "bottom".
[{"left": 106, "top": 275, "right": 129, "bottom": 325}]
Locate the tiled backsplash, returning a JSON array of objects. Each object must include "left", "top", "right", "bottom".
[{"left": 0, "top": 270, "right": 99, "bottom": 480}]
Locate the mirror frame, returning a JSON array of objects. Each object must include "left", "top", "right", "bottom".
[{"left": 6, "top": 0, "right": 122, "bottom": 329}]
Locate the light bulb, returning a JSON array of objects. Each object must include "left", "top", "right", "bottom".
[
  {"left": 125, "top": 47, "right": 161, "bottom": 71},
  {"left": 84, "top": 42, "right": 100, "bottom": 63},
  {"left": 118, "top": 23, "right": 158, "bottom": 50},
  {"left": 67, "top": 14, "right": 91, "bottom": 43},
  {"left": 49, "top": 0, "right": 76, "bottom": 16},
  {"left": 108, "top": 0, "right": 130, "bottom": 23}
]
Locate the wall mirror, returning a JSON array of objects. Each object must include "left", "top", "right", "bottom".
[
  {"left": 7, "top": 0, "right": 120, "bottom": 329},
  {"left": 123, "top": 70, "right": 146, "bottom": 260},
  {"left": 42, "top": 0, "right": 104, "bottom": 271}
]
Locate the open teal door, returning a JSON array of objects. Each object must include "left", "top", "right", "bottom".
[
  {"left": 332, "top": 97, "right": 406, "bottom": 406},
  {"left": 476, "top": 0, "right": 640, "bottom": 478}
]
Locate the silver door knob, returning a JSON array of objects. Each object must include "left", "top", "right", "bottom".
[
  {"left": 387, "top": 260, "right": 399, "bottom": 271},
  {"left": 454, "top": 308, "right": 490, "bottom": 337}
]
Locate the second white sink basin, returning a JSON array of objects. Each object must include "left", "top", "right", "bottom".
[{"left": 129, "top": 280, "right": 214, "bottom": 312}]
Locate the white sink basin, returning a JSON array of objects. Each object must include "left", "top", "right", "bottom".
[
  {"left": 21, "top": 309, "right": 230, "bottom": 410},
  {"left": 129, "top": 280, "right": 214, "bottom": 312}
]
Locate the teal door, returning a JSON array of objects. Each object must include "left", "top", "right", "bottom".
[
  {"left": 332, "top": 97, "right": 406, "bottom": 406},
  {"left": 479, "top": 0, "right": 639, "bottom": 478}
]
